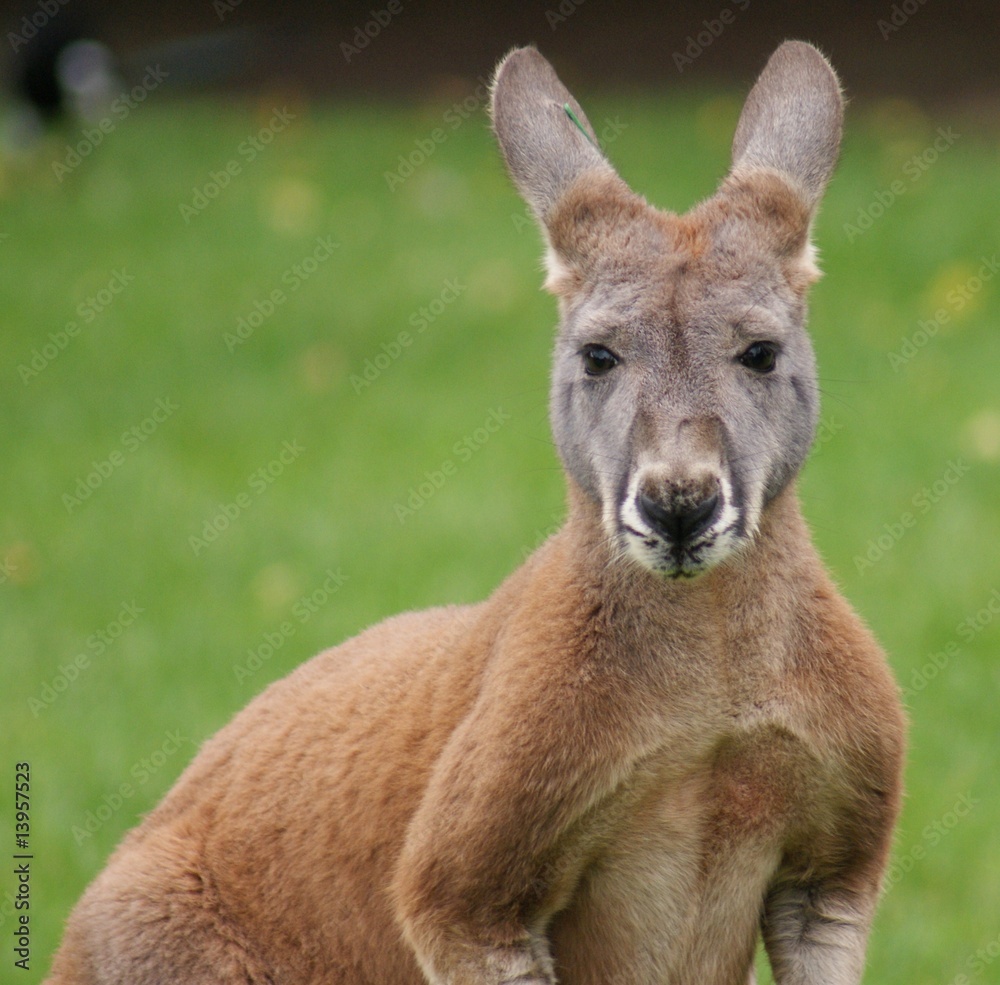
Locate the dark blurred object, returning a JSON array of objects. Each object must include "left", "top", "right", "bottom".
[
  {"left": 3, "top": 3, "right": 263, "bottom": 153},
  {"left": 14, "top": 15, "right": 118, "bottom": 121},
  {"left": 2, "top": 0, "right": 999, "bottom": 107},
  {"left": 15, "top": 18, "right": 76, "bottom": 118}
]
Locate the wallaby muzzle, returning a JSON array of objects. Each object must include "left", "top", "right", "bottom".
[
  {"left": 637, "top": 479, "right": 722, "bottom": 544},
  {"left": 617, "top": 412, "right": 741, "bottom": 578}
]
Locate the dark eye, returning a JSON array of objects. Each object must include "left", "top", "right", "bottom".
[
  {"left": 739, "top": 341, "right": 778, "bottom": 374},
  {"left": 582, "top": 345, "right": 619, "bottom": 376}
]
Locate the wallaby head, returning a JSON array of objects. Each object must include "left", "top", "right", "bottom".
[{"left": 491, "top": 41, "right": 843, "bottom": 578}]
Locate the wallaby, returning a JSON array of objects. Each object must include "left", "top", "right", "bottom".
[{"left": 46, "top": 41, "right": 905, "bottom": 985}]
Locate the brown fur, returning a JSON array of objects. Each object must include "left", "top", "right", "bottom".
[{"left": 45, "top": 43, "right": 905, "bottom": 985}]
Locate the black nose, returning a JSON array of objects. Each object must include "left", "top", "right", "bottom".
[{"left": 638, "top": 489, "right": 720, "bottom": 543}]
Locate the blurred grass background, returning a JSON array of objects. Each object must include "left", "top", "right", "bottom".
[{"left": 2, "top": 85, "right": 999, "bottom": 982}]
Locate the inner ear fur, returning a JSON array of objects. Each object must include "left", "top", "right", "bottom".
[
  {"left": 715, "top": 169, "right": 821, "bottom": 285},
  {"left": 542, "top": 171, "right": 658, "bottom": 294}
]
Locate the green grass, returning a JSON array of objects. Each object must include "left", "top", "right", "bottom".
[{"left": 2, "top": 88, "right": 999, "bottom": 981}]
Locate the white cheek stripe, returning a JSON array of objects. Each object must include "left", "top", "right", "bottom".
[
  {"left": 740, "top": 472, "right": 764, "bottom": 540},
  {"left": 600, "top": 471, "right": 627, "bottom": 546},
  {"left": 619, "top": 469, "right": 647, "bottom": 534},
  {"left": 715, "top": 474, "right": 739, "bottom": 532}
]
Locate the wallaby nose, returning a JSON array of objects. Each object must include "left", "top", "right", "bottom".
[{"left": 638, "top": 488, "right": 720, "bottom": 543}]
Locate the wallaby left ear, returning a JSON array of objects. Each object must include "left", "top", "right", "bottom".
[
  {"left": 729, "top": 40, "right": 844, "bottom": 208},
  {"left": 490, "top": 46, "right": 613, "bottom": 224},
  {"left": 491, "top": 47, "right": 646, "bottom": 295}
]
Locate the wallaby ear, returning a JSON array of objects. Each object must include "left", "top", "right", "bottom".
[
  {"left": 490, "top": 47, "right": 613, "bottom": 223},
  {"left": 491, "top": 48, "right": 647, "bottom": 294},
  {"left": 730, "top": 40, "right": 843, "bottom": 208}
]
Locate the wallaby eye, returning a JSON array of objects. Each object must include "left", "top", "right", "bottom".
[
  {"left": 582, "top": 345, "right": 619, "bottom": 377},
  {"left": 739, "top": 341, "right": 778, "bottom": 374}
]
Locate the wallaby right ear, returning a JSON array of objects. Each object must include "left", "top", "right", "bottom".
[
  {"left": 490, "top": 47, "right": 613, "bottom": 223},
  {"left": 717, "top": 41, "right": 843, "bottom": 283}
]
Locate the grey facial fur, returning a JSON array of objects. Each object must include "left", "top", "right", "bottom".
[{"left": 492, "top": 43, "right": 841, "bottom": 578}]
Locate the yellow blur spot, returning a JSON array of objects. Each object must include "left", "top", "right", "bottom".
[
  {"left": 863, "top": 98, "right": 930, "bottom": 141},
  {"left": 1, "top": 541, "right": 40, "bottom": 585},
  {"left": 964, "top": 409, "right": 1000, "bottom": 462},
  {"left": 412, "top": 168, "right": 469, "bottom": 219},
  {"left": 263, "top": 178, "right": 323, "bottom": 236},
  {"left": 862, "top": 98, "right": 934, "bottom": 184},
  {"left": 465, "top": 259, "right": 519, "bottom": 313},
  {"left": 922, "top": 261, "right": 987, "bottom": 326},
  {"left": 252, "top": 562, "right": 302, "bottom": 614},
  {"left": 298, "top": 342, "right": 344, "bottom": 393}
]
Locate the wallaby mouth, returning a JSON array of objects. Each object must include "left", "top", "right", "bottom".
[{"left": 616, "top": 470, "right": 745, "bottom": 578}]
